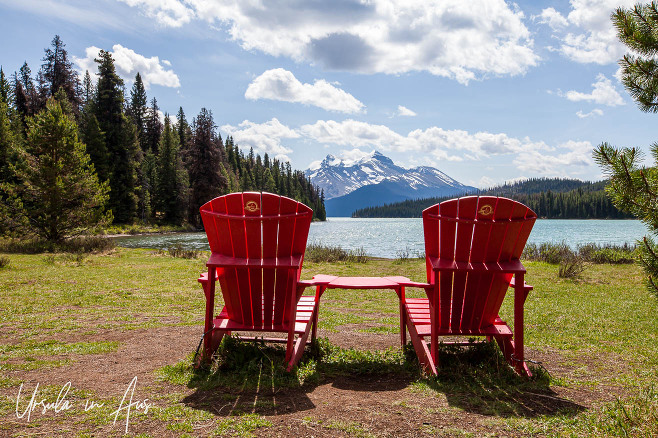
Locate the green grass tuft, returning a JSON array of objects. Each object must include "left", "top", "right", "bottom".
[
  {"left": 305, "top": 243, "right": 368, "bottom": 263},
  {"left": 212, "top": 413, "right": 272, "bottom": 437}
]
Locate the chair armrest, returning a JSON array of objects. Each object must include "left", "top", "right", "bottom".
[
  {"left": 296, "top": 275, "right": 339, "bottom": 300},
  {"left": 197, "top": 268, "right": 225, "bottom": 284},
  {"left": 509, "top": 277, "right": 533, "bottom": 293},
  {"left": 207, "top": 253, "right": 303, "bottom": 269},
  {"left": 428, "top": 257, "right": 527, "bottom": 273},
  {"left": 382, "top": 276, "right": 433, "bottom": 290},
  {"left": 297, "top": 274, "right": 339, "bottom": 288}
]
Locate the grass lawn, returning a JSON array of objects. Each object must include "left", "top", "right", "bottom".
[{"left": 0, "top": 247, "right": 657, "bottom": 437}]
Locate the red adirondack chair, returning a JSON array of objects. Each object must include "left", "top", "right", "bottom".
[
  {"left": 197, "top": 192, "right": 317, "bottom": 371},
  {"left": 399, "top": 196, "right": 536, "bottom": 376}
]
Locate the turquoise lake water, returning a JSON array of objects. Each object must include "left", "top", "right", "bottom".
[{"left": 114, "top": 218, "right": 649, "bottom": 259}]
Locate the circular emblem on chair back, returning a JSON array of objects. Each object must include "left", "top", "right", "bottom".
[
  {"left": 478, "top": 204, "right": 493, "bottom": 217},
  {"left": 244, "top": 200, "right": 260, "bottom": 212}
]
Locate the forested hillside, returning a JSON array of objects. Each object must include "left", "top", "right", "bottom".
[
  {"left": 0, "top": 36, "right": 325, "bottom": 238},
  {"left": 352, "top": 178, "right": 632, "bottom": 219}
]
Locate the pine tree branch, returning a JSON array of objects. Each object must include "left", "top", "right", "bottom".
[
  {"left": 640, "top": 169, "right": 658, "bottom": 198},
  {"left": 643, "top": 236, "right": 658, "bottom": 260}
]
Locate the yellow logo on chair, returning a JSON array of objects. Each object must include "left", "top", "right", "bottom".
[
  {"left": 244, "top": 201, "right": 260, "bottom": 212},
  {"left": 478, "top": 204, "right": 493, "bottom": 216}
]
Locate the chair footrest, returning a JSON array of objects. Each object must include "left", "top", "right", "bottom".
[
  {"left": 213, "top": 296, "right": 317, "bottom": 335},
  {"left": 231, "top": 336, "right": 314, "bottom": 345},
  {"left": 412, "top": 323, "right": 513, "bottom": 337},
  {"left": 403, "top": 298, "right": 513, "bottom": 337}
]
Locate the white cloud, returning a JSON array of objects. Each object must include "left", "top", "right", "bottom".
[
  {"left": 300, "top": 119, "right": 416, "bottom": 153},
  {"left": 396, "top": 105, "right": 417, "bottom": 117},
  {"left": 307, "top": 160, "right": 323, "bottom": 171},
  {"left": 73, "top": 46, "right": 103, "bottom": 77},
  {"left": 223, "top": 117, "right": 596, "bottom": 179},
  {"left": 118, "top": 0, "right": 194, "bottom": 27},
  {"left": 476, "top": 175, "right": 498, "bottom": 189},
  {"left": 562, "top": 74, "right": 625, "bottom": 106},
  {"left": 539, "top": 0, "right": 636, "bottom": 64},
  {"left": 300, "top": 119, "right": 596, "bottom": 177},
  {"left": 513, "top": 140, "right": 594, "bottom": 176},
  {"left": 73, "top": 44, "right": 180, "bottom": 88},
  {"left": 245, "top": 68, "right": 365, "bottom": 114},
  {"left": 120, "top": 0, "right": 539, "bottom": 84},
  {"left": 576, "top": 108, "right": 604, "bottom": 118},
  {"left": 300, "top": 119, "right": 551, "bottom": 164},
  {"left": 0, "top": 0, "right": 136, "bottom": 31},
  {"left": 220, "top": 118, "right": 299, "bottom": 161},
  {"left": 614, "top": 66, "right": 624, "bottom": 83},
  {"left": 536, "top": 7, "right": 568, "bottom": 30}
]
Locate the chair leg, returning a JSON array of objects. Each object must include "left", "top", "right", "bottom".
[
  {"left": 311, "top": 285, "right": 326, "bottom": 342},
  {"left": 311, "top": 297, "right": 320, "bottom": 342},
  {"left": 494, "top": 336, "right": 531, "bottom": 377},
  {"left": 399, "top": 296, "right": 407, "bottom": 347},
  {"left": 513, "top": 272, "right": 531, "bottom": 377},
  {"left": 404, "top": 305, "right": 437, "bottom": 375},
  {"left": 284, "top": 333, "right": 295, "bottom": 364},
  {"left": 199, "top": 330, "right": 225, "bottom": 366},
  {"left": 287, "top": 324, "right": 313, "bottom": 372}
]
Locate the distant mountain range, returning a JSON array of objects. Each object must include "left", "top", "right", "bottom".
[
  {"left": 350, "top": 178, "right": 632, "bottom": 219},
  {"left": 306, "top": 151, "right": 474, "bottom": 216}
]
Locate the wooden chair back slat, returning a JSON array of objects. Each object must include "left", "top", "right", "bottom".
[
  {"left": 225, "top": 194, "right": 251, "bottom": 325},
  {"left": 437, "top": 200, "right": 457, "bottom": 330},
  {"left": 451, "top": 197, "right": 478, "bottom": 331},
  {"left": 512, "top": 206, "right": 537, "bottom": 259},
  {"left": 261, "top": 193, "right": 280, "bottom": 326},
  {"left": 292, "top": 202, "right": 313, "bottom": 292},
  {"left": 243, "top": 192, "right": 263, "bottom": 326},
  {"left": 206, "top": 196, "right": 240, "bottom": 320},
  {"left": 476, "top": 198, "right": 513, "bottom": 327},
  {"left": 274, "top": 196, "right": 302, "bottom": 325},
  {"left": 461, "top": 197, "right": 494, "bottom": 329},
  {"left": 422, "top": 204, "right": 440, "bottom": 283}
]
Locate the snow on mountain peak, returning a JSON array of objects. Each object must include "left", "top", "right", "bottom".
[{"left": 306, "top": 151, "right": 467, "bottom": 200}]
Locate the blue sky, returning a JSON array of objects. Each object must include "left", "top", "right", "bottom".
[{"left": 1, "top": 0, "right": 654, "bottom": 188}]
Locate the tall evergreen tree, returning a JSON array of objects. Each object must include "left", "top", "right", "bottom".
[
  {"left": 127, "top": 73, "right": 148, "bottom": 151},
  {"left": 157, "top": 116, "right": 188, "bottom": 224},
  {"left": 175, "top": 106, "right": 190, "bottom": 153},
  {"left": 0, "top": 92, "right": 24, "bottom": 235},
  {"left": 0, "top": 83, "right": 15, "bottom": 182},
  {"left": 13, "top": 63, "right": 38, "bottom": 134},
  {"left": 39, "top": 35, "right": 81, "bottom": 112},
  {"left": 18, "top": 63, "right": 38, "bottom": 113},
  {"left": 82, "top": 70, "right": 95, "bottom": 107},
  {"left": 79, "top": 111, "right": 109, "bottom": 183},
  {"left": 94, "top": 50, "right": 139, "bottom": 223},
  {"left": 145, "top": 97, "right": 162, "bottom": 154},
  {"left": 139, "top": 151, "right": 156, "bottom": 222},
  {"left": 0, "top": 68, "right": 12, "bottom": 106},
  {"left": 9, "top": 95, "right": 110, "bottom": 241},
  {"left": 186, "top": 108, "right": 227, "bottom": 227}
]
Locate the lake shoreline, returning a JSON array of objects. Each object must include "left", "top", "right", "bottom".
[{"left": 112, "top": 218, "right": 647, "bottom": 259}]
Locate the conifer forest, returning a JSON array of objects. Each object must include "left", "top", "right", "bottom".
[{"left": 0, "top": 36, "right": 326, "bottom": 240}]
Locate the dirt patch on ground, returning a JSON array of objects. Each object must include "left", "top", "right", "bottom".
[{"left": 1, "top": 323, "right": 617, "bottom": 437}]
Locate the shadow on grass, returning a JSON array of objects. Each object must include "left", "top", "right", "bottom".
[
  {"left": 159, "top": 336, "right": 583, "bottom": 419},
  {"left": 424, "top": 341, "right": 584, "bottom": 418}
]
